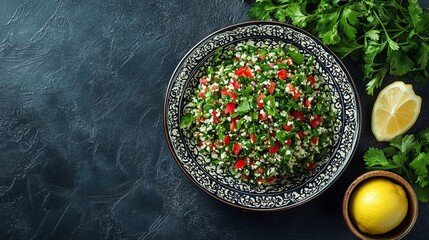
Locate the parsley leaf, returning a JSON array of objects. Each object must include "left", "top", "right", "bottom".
[
  {"left": 363, "top": 129, "right": 429, "bottom": 202},
  {"left": 245, "top": 0, "right": 429, "bottom": 95},
  {"left": 180, "top": 114, "right": 195, "bottom": 129}
]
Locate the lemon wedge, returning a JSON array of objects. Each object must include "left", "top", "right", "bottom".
[{"left": 371, "top": 81, "right": 421, "bottom": 141}]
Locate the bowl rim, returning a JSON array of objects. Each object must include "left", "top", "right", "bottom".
[
  {"left": 342, "top": 170, "right": 419, "bottom": 239},
  {"left": 164, "top": 20, "right": 362, "bottom": 211}
]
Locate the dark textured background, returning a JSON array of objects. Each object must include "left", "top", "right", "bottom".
[{"left": 1, "top": 0, "right": 429, "bottom": 239}]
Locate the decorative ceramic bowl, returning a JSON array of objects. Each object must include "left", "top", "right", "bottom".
[
  {"left": 343, "top": 170, "right": 418, "bottom": 239},
  {"left": 164, "top": 21, "right": 361, "bottom": 211}
]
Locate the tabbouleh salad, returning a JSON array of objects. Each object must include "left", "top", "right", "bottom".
[{"left": 180, "top": 40, "right": 336, "bottom": 185}]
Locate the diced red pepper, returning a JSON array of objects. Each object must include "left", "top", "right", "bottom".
[
  {"left": 268, "top": 81, "right": 275, "bottom": 94},
  {"left": 307, "top": 162, "right": 315, "bottom": 170},
  {"left": 292, "top": 111, "right": 305, "bottom": 121},
  {"left": 312, "top": 136, "right": 319, "bottom": 145},
  {"left": 231, "top": 78, "right": 241, "bottom": 90},
  {"left": 199, "top": 141, "right": 204, "bottom": 147},
  {"left": 278, "top": 69, "right": 287, "bottom": 80},
  {"left": 285, "top": 139, "right": 292, "bottom": 146},
  {"left": 233, "top": 143, "right": 241, "bottom": 155},
  {"left": 230, "top": 118, "right": 237, "bottom": 131},
  {"left": 234, "top": 159, "right": 245, "bottom": 169},
  {"left": 268, "top": 141, "right": 280, "bottom": 154},
  {"left": 259, "top": 55, "right": 265, "bottom": 60},
  {"left": 309, "top": 75, "right": 315, "bottom": 85},
  {"left": 283, "top": 124, "right": 292, "bottom": 132},
  {"left": 200, "top": 78, "right": 208, "bottom": 85},
  {"left": 297, "top": 132, "right": 306, "bottom": 139},
  {"left": 224, "top": 103, "right": 236, "bottom": 115},
  {"left": 250, "top": 134, "right": 257, "bottom": 144},
  {"left": 304, "top": 98, "right": 311, "bottom": 108},
  {"left": 309, "top": 116, "right": 323, "bottom": 128},
  {"left": 257, "top": 93, "right": 266, "bottom": 108},
  {"left": 224, "top": 135, "right": 230, "bottom": 146},
  {"left": 257, "top": 167, "right": 264, "bottom": 173}
]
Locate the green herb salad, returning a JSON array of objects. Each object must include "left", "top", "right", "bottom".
[{"left": 180, "top": 40, "right": 337, "bottom": 184}]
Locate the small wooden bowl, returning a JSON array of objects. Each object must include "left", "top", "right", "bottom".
[{"left": 342, "top": 170, "right": 418, "bottom": 240}]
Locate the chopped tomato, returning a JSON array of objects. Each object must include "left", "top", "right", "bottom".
[
  {"left": 229, "top": 92, "right": 237, "bottom": 100},
  {"left": 250, "top": 134, "right": 257, "bottom": 144},
  {"left": 198, "top": 141, "right": 203, "bottom": 147},
  {"left": 259, "top": 55, "right": 265, "bottom": 60},
  {"left": 297, "top": 132, "right": 306, "bottom": 139},
  {"left": 312, "top": 136, "right": 319, "bottom": 145},
  {"left": 212, "top": 110, "right": 218, "bottom": 124},
  {"left": 221, "top": 89, "right": 229, "bottom": 96},
  {"left": 225, "top": 103, "right": 236, "bottom": 115},
  {"left": 285, "top": 139, "right": 292, "bottom": 146},
  {"left": 231, "top": 78, "right": 241, "bottom": 90},
  {"left": 257, "top": 167, "right": 264, "bottom": 173},
  {"left": 234, "top": 66, "right": 254, "bottom": 78},
  {"left": 268, "top": 141, "right": 280, "bottom": 154},
  {"left": 230, "top": 118, "right": 237, "bottom": 131},
  {"left": 234, "top": 159, "right": 245, "bottom": 169},
  {"left": 309, "top": 75, "right": 315, "bottom": 85},
  {"left": 212, "top": 84, "right": 219, "bottom": 92},
  {"left": 278, "top": 69, "right": 287, "bottom": 80},
  {"left": 198, "top": 91, "right": 205, "bottom": 99},
  {"left": 221, "top": 89, "right": 238, "bottom": 100},
  {"left": 233, "top": 143, "right": 241, "bottom": 155},
  {"left": 199, "top": 78, "right": 208, "bottom": 85},
  {"left": 309, "top": 116, "right": 323, "bottom": 128},
  {"left": 291, "top": 111, "right": 305, "bottom": 121},
  {"left": 266, "top": 176, "right": 276, "bottom": 183},
  {"left": 304, "top": 98, "right": 311, "bottom": 108},
  {"left": 307, "top": 162, "right": 315, "bottom": 170},
  {"left": 286, "top": 83, "right": 301, "bottom": 99},
  {"left": 258, "top": 112, "right": 268, "bottom": 121},
  {"left": 257, "top": 93, "right": 266, "bottom": 108},
  {"left": 268, "top": 81, "right": 275, "bottom": 94},
  {"left": 283, "top": 124, "right": 292, "bottom": 132},
  {"left": 224, "top": 135, "right": 230, "bottom": 145}
]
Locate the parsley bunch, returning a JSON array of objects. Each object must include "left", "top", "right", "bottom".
[
  {"left": 364, "top": 129, "right": 429, "bottom": 202},
  {"left": 245, "top": 0, "right": 429, "bottom": 95}
]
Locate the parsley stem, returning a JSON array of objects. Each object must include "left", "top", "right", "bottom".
[{"left": 372, "top": 11, "right": 392, "bottom": 41}]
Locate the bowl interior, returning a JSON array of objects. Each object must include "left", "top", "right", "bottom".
[
  {"left": 181, "top": 38, "right": 343, "bottom": 194},
  {"left": 342, "top": 170, "right": 418, "bottom": 240}
]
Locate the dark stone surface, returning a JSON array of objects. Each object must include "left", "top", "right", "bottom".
[{"left": 0, "top": 0, "right": 428, "bottom": 239}]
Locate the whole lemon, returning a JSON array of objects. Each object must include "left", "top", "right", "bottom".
[{"left": 349, "top": 178, "right": 408, "bottom": 235}]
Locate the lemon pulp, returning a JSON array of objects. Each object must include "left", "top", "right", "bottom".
[{"left": 371, "top": 81, "right": 421, "bottom": 141}]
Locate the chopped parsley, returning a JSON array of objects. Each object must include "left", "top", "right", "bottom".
[{"left": 181, "top": 40, "right": 336, "bottom": 184}]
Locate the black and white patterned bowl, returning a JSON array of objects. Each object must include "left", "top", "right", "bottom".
[{"left": 164, "top": 21, "right": 361, "bottom": 211}]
